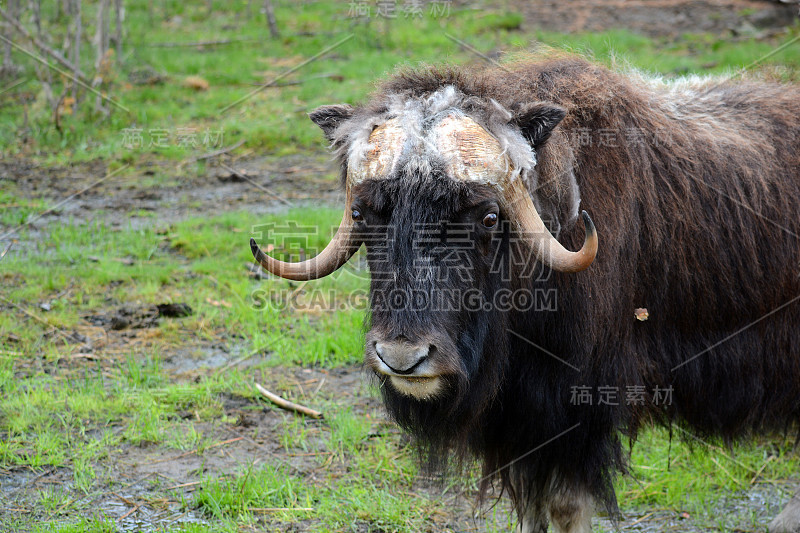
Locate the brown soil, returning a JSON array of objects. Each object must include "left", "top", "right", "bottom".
[{"left": 512, "top": 0, "right": 798, "bottom": 38}]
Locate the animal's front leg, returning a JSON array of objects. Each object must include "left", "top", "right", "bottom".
[
  {"left": 516, "top": 510, "right": 548, "bottom": 533},
  {"left": 516, "top": 484, "right": 594, "bottom": 533},
  {"left": 516, "top": 495, "right": 548, "bottom": 533},
  {"left": 548, "top": 486, "right": 594, "bottom": 533},
  {"left": 770, "top": 489, "right": 800, "bottom": 533}
]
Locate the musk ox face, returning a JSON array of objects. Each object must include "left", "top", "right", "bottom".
[
  {"left": 355, "top": 176, "right": 508, "bottom": 402},
  {"left": 343, "top": 107, "right": 518, "bottom": 402},
  {"left": 249, "top": 84, "right": 599, "bottom": 411}
]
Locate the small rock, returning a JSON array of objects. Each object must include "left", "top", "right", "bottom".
[
  {"left": 156, "top": 303, "right": 193, "bottom": 318},
  {"left": 110, "top": 316, "right": 130, "bottom": 330}
]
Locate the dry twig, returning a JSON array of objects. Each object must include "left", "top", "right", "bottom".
[
  {"left": 249, "top": 507, "right": 313, "bottom": 512},
  {"left": 0, "top": 241, "right": 12, "bottom": 261},
  {"left": 118, "top": 503, "right": 141, "bottom": 521},
  {"left": 147, "top": 37, "right": 258, "bottom": 48},
  {"left": 143, "top": 437, "right": 244, "bottom": 465},
  {"left": 254, "top": 382, "right": 323, "bottom": 419},
  {"left": 750, "top": 455, "right": 775, "bottom": 485}
]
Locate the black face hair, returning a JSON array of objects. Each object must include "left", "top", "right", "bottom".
[{"left": 354, "top": 176, "right": 510, "bottom": 434}]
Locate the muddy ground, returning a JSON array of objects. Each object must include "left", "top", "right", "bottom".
[{"left": 0, "top": 152, "right": 343, "bottom": 235}]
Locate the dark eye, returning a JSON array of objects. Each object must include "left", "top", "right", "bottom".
[
  {"left": 352, "top": 208, "right": 363, "bottom": 222},
  {"left": 481, "top": 212, "right": 498, "bottom": 228}
]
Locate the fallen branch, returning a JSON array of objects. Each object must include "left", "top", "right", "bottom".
[
  {"left": 750, "top": 455, "right": 775, "bottom": 485},
  {"left": 625, "top": 511, "right": 657, "bottom": 529},
  {"left": 0, "top": 294, "right": 84, "bottom": 345},
  {"left": 118, "top": 503, "right": 141, "bottom": 521},
  {"left": 165, "top": 480, "right": 202, "bottom": 491},
  {"left": 0, "top": 241, "right": 12, "bottom": 261},
  {"left": 249, "top": 507, "right": 313, "bottom": 512},
  {"left": 254, "top": 382, "right": 323, "bottom": 419},
  {"left": 181, "top": 139, "right": 245, "bottom": 167},
  {"left": 710, "top": 456, "right": 744, "bottom": 488},
  {"left": 146, "top": 37, "right": 258, "bottom": 48}
]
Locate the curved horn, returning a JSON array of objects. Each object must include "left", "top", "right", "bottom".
[
  {"left": 250, "top": 195, "right": 362, "bottom": 281},
  {"left": 504, "top": 177, "right": 597, "bottom": 273},
  {"left": 435, "top": 114, "right": 598, "bottom": 273},
  {"left": 250, "top": 119, "right": 405, "bottom": 281}
]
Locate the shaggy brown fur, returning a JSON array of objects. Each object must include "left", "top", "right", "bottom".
[{"left": 311, "top": 54, "right": 800, "bottom": 529}]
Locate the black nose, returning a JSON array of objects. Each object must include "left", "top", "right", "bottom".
[{"left": 374, "top": 340, "right": 430, "bottom": 374}]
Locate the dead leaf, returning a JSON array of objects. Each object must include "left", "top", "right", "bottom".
[
  {"left": 183, "top": 75, "right": 209, "bottom": 91},
  {"left": 58, "top": 96, "right": 76, "bottom": 116},
  {"left": 206, "top": 297, "right": 232, "bottom": 308}
]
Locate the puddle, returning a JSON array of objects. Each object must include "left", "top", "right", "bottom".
[
  {"left": 98, "top": 497, "right": 208, "bottom": 531},
  {"left": 161, "top": 342, "right": 253, "bottom": 374},
  {"left": 0, "top": 469, "right": 35, "bottom": 494}
]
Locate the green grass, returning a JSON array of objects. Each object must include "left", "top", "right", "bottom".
[
  {"left": 611, "top": 428, "right": 799, "bottom": 530},
  {"left": 0, "top": 1, "right": 798, "bottom": 163},
  {"left": 1, "top": 1, "right": 799, "bottom": 531},
  {"left": 194, "top": 463, "right": 314, "bottom": 519},
  {"left": 33, "top": 518, "right": 118, "bottom": 533}
]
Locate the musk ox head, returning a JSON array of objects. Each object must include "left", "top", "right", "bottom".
[{"left": 251, "top": 83, "right": 598, "bottom": 437}]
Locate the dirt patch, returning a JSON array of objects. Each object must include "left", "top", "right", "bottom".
[
  {"left": 510, "top": 0, "right": 798, "bottom": 38},
  {"left": 0, "top": 151, "right": 343, "bottom": 244},
  {"left": 84, "top": 303, "right": 193, "bottom": 331}
]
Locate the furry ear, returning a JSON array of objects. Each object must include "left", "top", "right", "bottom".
[
  {"left": 309, "top": 104, "right": 354, "bottom": 141},
  {"left": 511, "top": 102, "right": 567, "bottom": 148}
]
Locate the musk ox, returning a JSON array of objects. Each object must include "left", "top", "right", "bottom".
[{"left": 250, "top": 54, "right": 800, "bottom": 532}]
